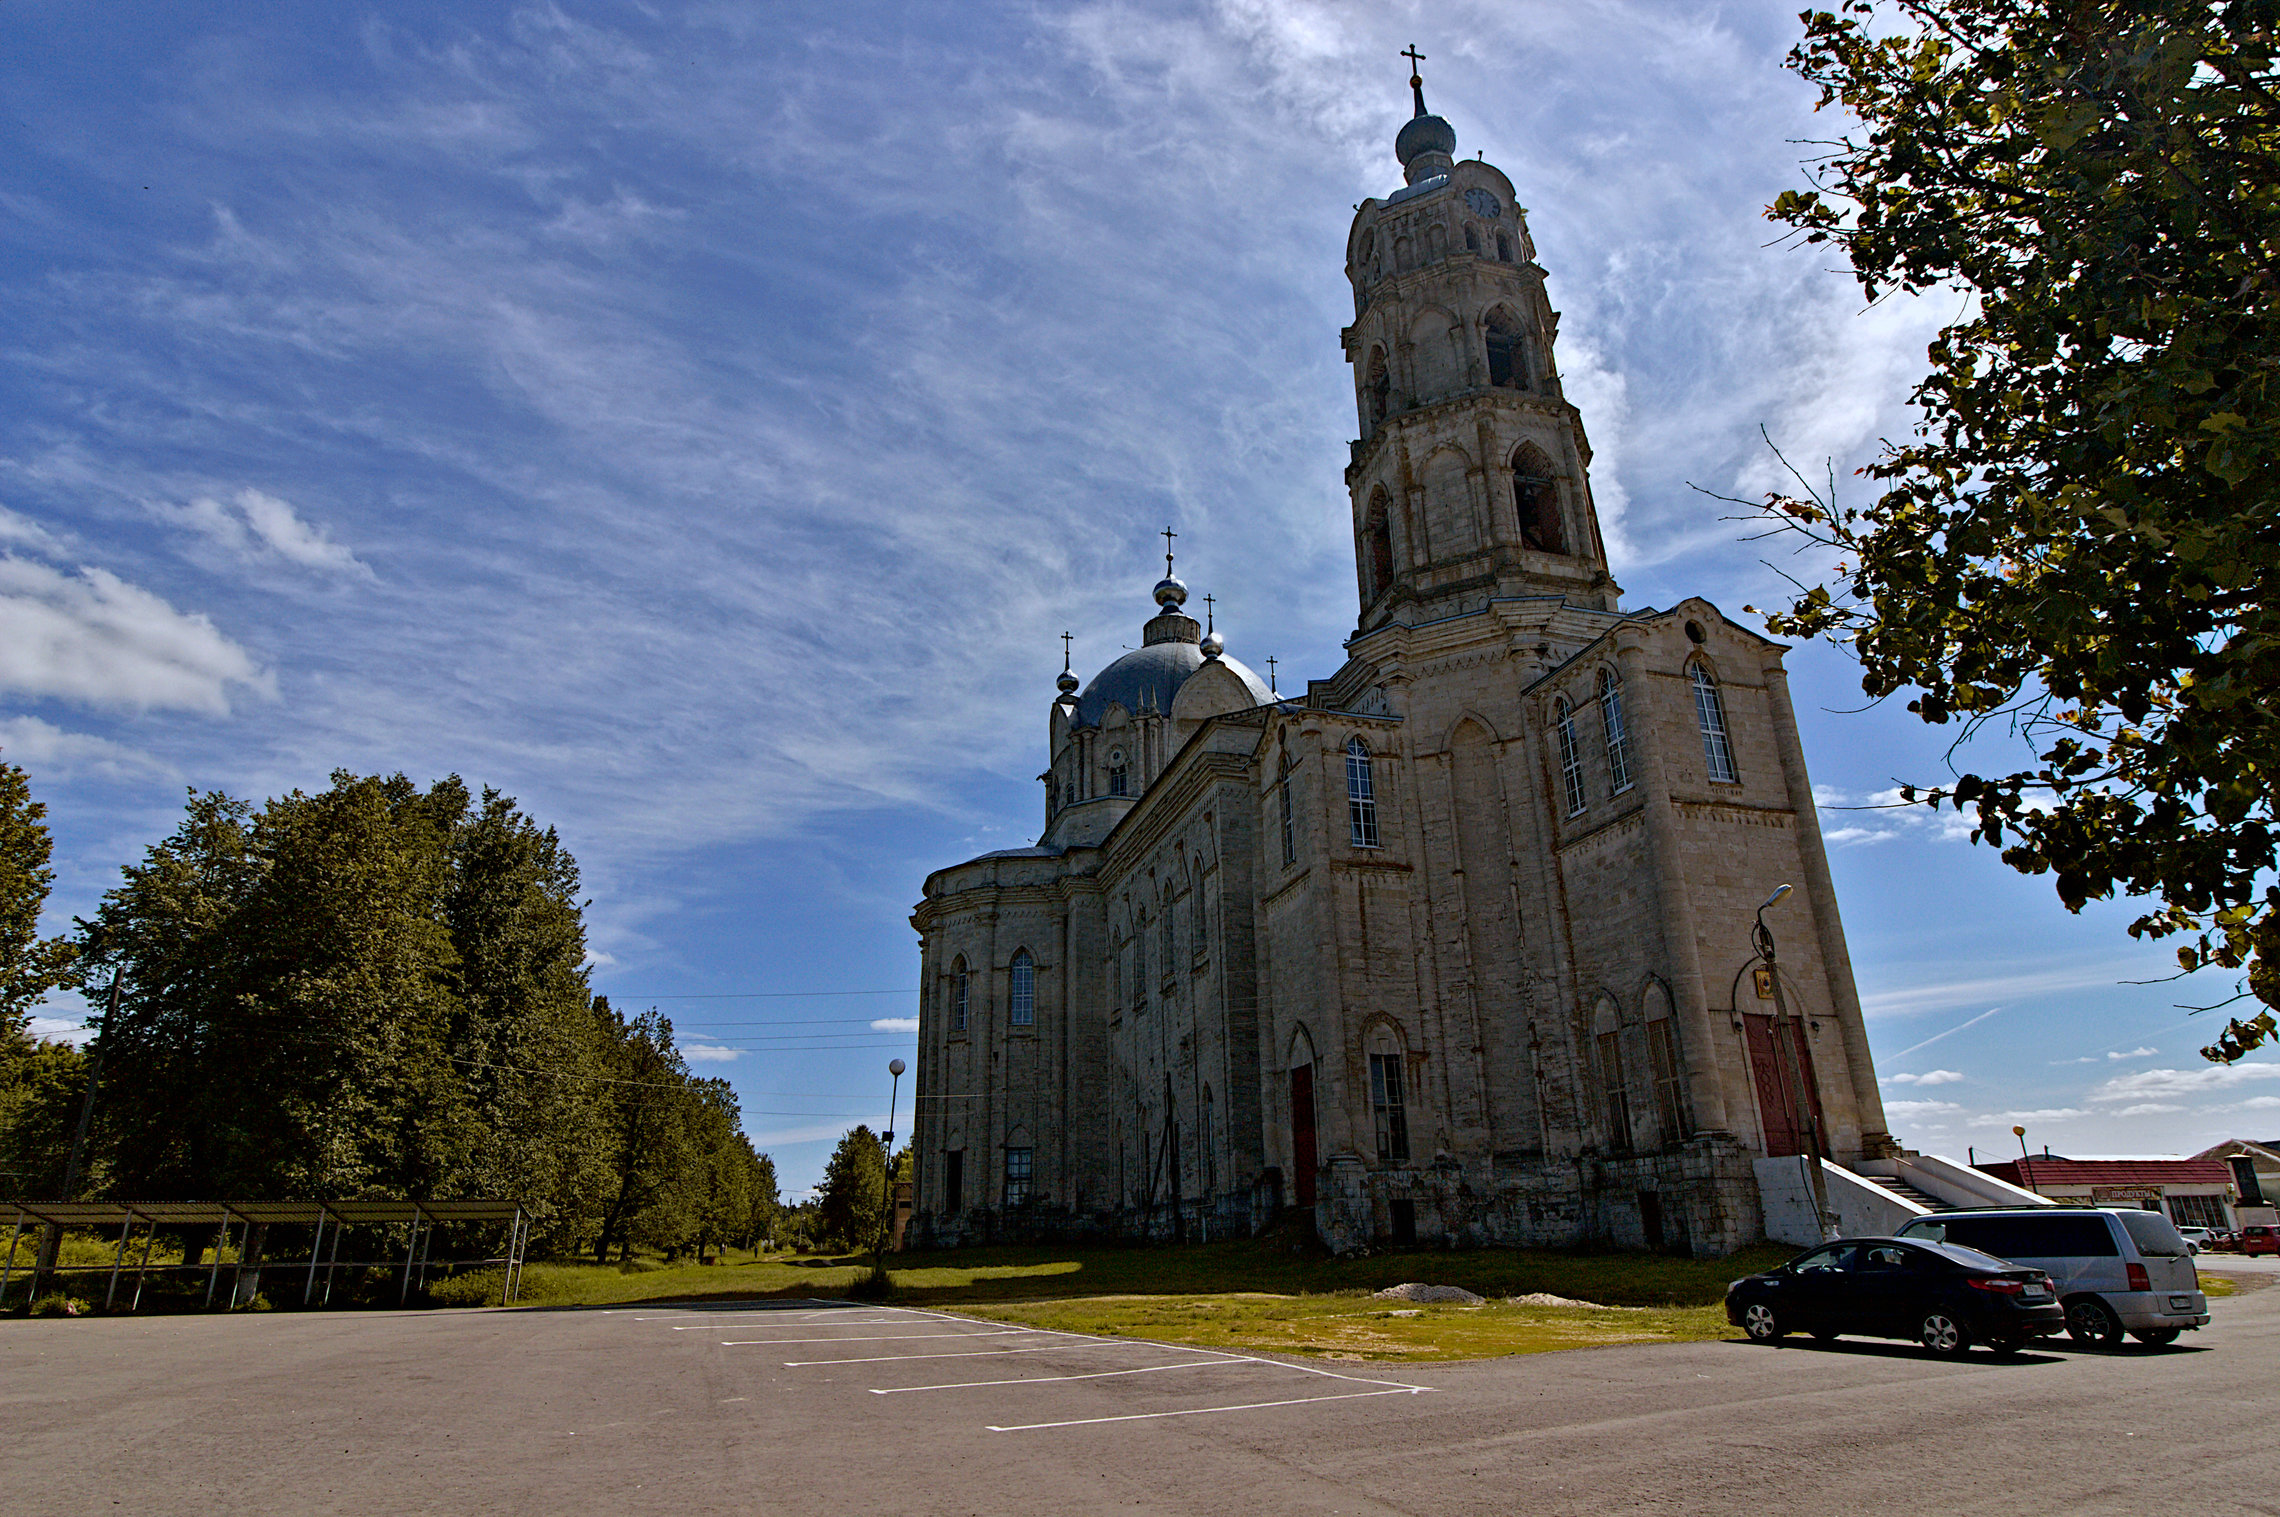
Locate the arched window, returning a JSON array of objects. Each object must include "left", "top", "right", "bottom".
[
  {"left": 1108, "top": 748, "right": 1128, "bottom": 797},
  {"left": 1364, "top": 348, "right": 1391, "bottom": 426},
  {"left": 1426, "top": 223, "right": 1447, "bottom": 262},
  {"left": 1484, "top": 308, "right": 1526, "bottom": 390},
  {"left": 1643, "top": 983, "right": 1689, "bottom": 1141},
  {"left": 1008, "top": 948, "right": 1034, "bottom": 1026},
  {"left": 1202, "top": 1085, "right": 1217, "bottom": 1195},
  {"left": 1278, "top": 744, "right": 1296, "bottom": 866},
  {"left": 1357, "top": 229, "right": 1375, "bottom": 274},
  {"left": 1364, "top": 488, "right": 1395, "bottom": 600},
  {"left": 1190, "top": 858, "right": 1208, "bottom": 958},
  {"left": 1368, "top": 1030, "right": 1409, "bottom": 1165},
  {"left": 1599, "top": 668, "right": 1633, "bottom": 794},
  {"left": 1063, "top": 780, "right": 1076, "bottom": 810},
  {"left": 1555, "top": 697, "right": 1586, "bottom": 817},
  {"left": 1690, "top": 663, "right": 1737, "bottom": 783},
  {"left": 1595, "top": 999, "right": 1633, "bottom": 1155},
  {"left": 1464, "top": 223, "right": 1480, "bottom": 254},
  {"left": 1512, "top": 443, "right": 1566, "bottom": 554},
  {"left": 1395, "top": 234, "right": 1413, "bottom": 272},
  {"left": 950, "top": 958, "right": 969, "bottom": 1033},
  {"left": 1496, "top": 232, "right": 1514, "bottom": 262},
  {"left": 1346, "top": 737, "right": 1381, "bottom": 848}
]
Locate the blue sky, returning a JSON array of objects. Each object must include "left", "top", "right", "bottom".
[{"left": 6, "top": 0, "right": 2272, "bottom": 1196}]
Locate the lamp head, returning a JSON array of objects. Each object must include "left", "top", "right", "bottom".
[
  {"left": 889, "top": 1058, "right": 907, "bottom": 1077},
  {"left": 2012, "top": 1125, "right": 2026, "bottom": 1138},
  {"left": 1759, "top": 884, "right": 1794, "bottom": 912}
]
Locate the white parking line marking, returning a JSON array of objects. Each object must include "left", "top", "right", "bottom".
[
  {"left": 671, "top": 1319, "right": 905, "bottom": 1330},
  {"left": 784, "top": 1342, "right": 1149, "bottom": 1367},
  {"left": 986, "top": 1385, "right": 1431, "bottom": 1432},
  {"left": 871, "top": 1358, "right": 1248, "bottom": 1394},
  {"left": 721, "top": 1329, "right": 1040, "bottom": 1346}
]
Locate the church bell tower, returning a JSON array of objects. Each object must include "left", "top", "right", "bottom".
[{"left": 1343, "top": 55, "right": 1620, "bottom": 632}]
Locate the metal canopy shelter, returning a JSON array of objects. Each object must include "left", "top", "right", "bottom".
[{"left": 0, "top": 1199, "right": 528, "bottom": 1312}]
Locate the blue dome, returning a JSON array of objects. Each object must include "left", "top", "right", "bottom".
[
  {"left": 1074, "top": 642, "right": 1272, "bottom": 728},
  {"left": 1396, "top": 113, "right": 1456, "bottom": 169}
]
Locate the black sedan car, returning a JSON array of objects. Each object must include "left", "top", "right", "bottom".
[{"left": 1726, "top": 1237, "right": 2065, "bottom": 1356}]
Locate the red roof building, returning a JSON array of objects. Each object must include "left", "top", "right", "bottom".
[{"left": 1975, "top": 1157, "right": 2240, "bottom": 1231}]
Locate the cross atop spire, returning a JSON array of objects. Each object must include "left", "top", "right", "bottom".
[
  {"left": 1266, "top": 655, "right": 1278, "bottom": 694},
  {"left": 1203, "top": 593, "right": 1215, "bottom": 633},
  {"left": 1402, "top": 44, "right": 1428, "bottom": 116},
  {"left": 1061, "top": 631, "right": 1073, "bottom": 671},
  {"left": 1161, "top": 525, "right": 1178, "bottom": 576}
]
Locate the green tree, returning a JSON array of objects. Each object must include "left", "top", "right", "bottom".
[
  {"left": 589, "top": 999, "right": 698, "bottom": 1262},
  {"left": 0, "top": 751, "right": 76, "bottom": 1035},
  {"left": 814, "top": 1125, "right": 886, "bottom": 1254},
  {"left": 1755, "top": 0, "right": 2280, "bottom": 1059}
]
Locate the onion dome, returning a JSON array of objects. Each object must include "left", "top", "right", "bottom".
[{"left": 1394, "top": 49, "right": 1456, "bottom": 186}]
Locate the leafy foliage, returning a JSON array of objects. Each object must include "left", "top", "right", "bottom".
[
  {"left": 1752, "top": 0, "right": 2280, "bottom": 1058},
  {"left": 815, "top": 1124, "right": 887, "bottom": 1253},
  {"left": 0, "top": 751, "right": 76, "bottom": 1033}
]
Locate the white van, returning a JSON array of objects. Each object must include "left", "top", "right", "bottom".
[{"left": 1895, "top": 1208, "right": 2208, "bottom": 1346}]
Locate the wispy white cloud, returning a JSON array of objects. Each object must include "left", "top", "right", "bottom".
[
  {"left": 2114, "top": 1103, "right": 2184, "bottom": 1117},
  {"left": 0, "top": 555, "right": 272, "bottom": 713},
  {"left": 165, "top": 488, "right": 372, "bottom": 578},
  {"left": 1885, "top": 1069, "right": 1965, "bottom": 1087},
  {"left": 2109, "top": 1046, "right": 2158, "bottom": 1060},
  {"left": 869, "top": 1017, "right": 920, "bottom": 1033},
  {"left": 2091, "top": 1063, "right": 2280, "bottom": 1103},
  {"left": 682, "top": 1040, "right": 739, "bottom": 1064},
  {"left": 0, "top": 716, "right": 171, "bottom": 780},
  {"left": 1883, "top": 1098, "right": 1962, "bottom": 1119}
]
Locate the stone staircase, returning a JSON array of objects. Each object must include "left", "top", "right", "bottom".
[{"left": 1861, "top": 1173, "right": 1943, "bottom": 1211}]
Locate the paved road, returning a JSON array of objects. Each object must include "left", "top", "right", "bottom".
[{"left": 7, "top": 1283, "right": 2276, "bottom": 1515}]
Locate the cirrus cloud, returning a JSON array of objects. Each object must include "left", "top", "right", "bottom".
[{"left": 0, "top": 555, "right": 271, "bottom": 713}]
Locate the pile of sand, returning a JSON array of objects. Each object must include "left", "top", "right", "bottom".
[{"left": 1370, "top": 1283, "right": 1486, "bottom": 1304}]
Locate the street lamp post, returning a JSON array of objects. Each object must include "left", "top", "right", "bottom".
[
  {"left": 877, "top": 1058, "right": 905, "bottom": 1265},
  {"left": 2014, "top": 1124, "right": 2038, "bottom": 1195},
  {"left": 1755, "top": 885, "right": 1836, "bottom": 1240}
]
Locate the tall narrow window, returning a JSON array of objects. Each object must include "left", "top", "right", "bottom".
[
  {"left": 1513, "top": 444, "right": 1566, "bottom": 554},
  {"left": 1369, "top": 1051, "right": 1410, "bottom": 1165},
  {"left": 1159, "top": 894, "right": 1175, "bottom": 984},
  {"left": 1108, "top": 748, "right": 1128, "bottom": 797},
  {"left": 1464, "top": 224, "right": 1480, "bottom": 254},
  {"left": 1365, "top": 349, "right": 1391, "bottom": 426},
  {"left": 1279, "top": 751, "right": 1296, "bottom": 865},
  {"left": 1008, "top": 949, "right": 1034, "bottom": 1027},
  {"left": 1003, "top": 1147, "right": 1032, "bottom": 1207},
  {"left": 1598, "top": 1030, "right": 1633, "bottom": 1154},
  {"left": 1691, "top": 664, "right": 1737, "bottom": 783},
  {"left": 1063, "top": 780, "right": 1076, "bottom": 809},
  {"left": 1131, "top": 916, "right": 1147, "bottom": 1010},
  {"left": 944, "top": 1149, "right": 963, "bottom": 1213},
  {"left": 1190, "top": 863, "right": 1207, "bottom": 959},
  {"left": 1599, "top": 668, "right": 1634, "bottom": 794},
  {"left": 1485, "top": 308, "right": 1526, "bottom": 389},
  {"left": 1496, "top": 232, "right": 1513, "bottom": 262},
  {"left": 1647, "top": 1017, "right": 1690, "bottom": 1141},
  {"left": 1365, "top": 489, "right": 1396, "bottom": 599},
  {"left": 1345, "top": 738, "right": 1381, "bottom": 848},
  {"left": 950, "top": 959, "right": 969, "bottom": 1033},
  {"left": 1556, "top": 698, "right": 1586, "bottom": 817},
  {"left": 1202, "top": 1086, "right": 1217, "bottom": 1196}
]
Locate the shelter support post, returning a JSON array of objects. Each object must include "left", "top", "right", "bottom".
[
  {"left": 323, "top": 1216, "right": 343, "bottom": 1305},
  {"left": 399, "top": 1217, "right": 421, "bottom": 1305},
  {"left": 105, "top": 1209, "right": 135, "bottom": 1310},
  {"left": 304, "top": 1211, "right": 326, "bottom": 1306},
  {"left": 0, "top": 1216, "right": 22, "bottom": 1308},
  {"left": 130, "top": 1219, "right": 159, "bottom": 1311},
  {"left": 205, "top": 1219, "right": 229, "bottom": 1310}
]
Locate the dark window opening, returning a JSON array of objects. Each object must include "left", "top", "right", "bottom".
[
  {"left": 1463, "top": 224, "right": 1480, "bottom": 254},
  {"left": 1485, "top": 310, "right": 1527, "bottom": 390},
  {"left": 1278, "top": 754, "right": 1296, "bottom": 866},
  {"left": 2231, "top": 1156, "right": 2266, "bottom": 1205},
  {"left": 1513, "top": 445, "right": 1566, "bottom": 554},
  {"left": 1370, "top": 1051, "right": 1410, "bottom": 1165},
  {"left": 1366, "top": 509, "right": 1395, "bottom": 600},
  {"left": 1365, "top": 349, "right": 1391, "bottom": 426},
  {"left": 1390, "top": 1197, "right": 1417, "bottom": 1246},
  {"left": 1638, "top": 1190, "right": 1664, "bottom": 1251},
  {"left": 1496, "top": 232, "right": 1514, "bottom": 262},
  {"left": 1597, "top": 1030, "right": 1632, "bottom": 1155},
  {"left": 944, "top": 1149, "right": 964, "bottom": 1214},
  {"left": 1009, "top": 948, "right": 1034, "bottom": 1027},
  {"left": 1647, "top": 1017, "right": 1690, "bottom": 1141},
  {"left": 1004, "top": 1147, "right": 1032, "bottom": 1207}
]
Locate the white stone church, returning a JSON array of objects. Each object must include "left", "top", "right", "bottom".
[{"left": 908, "top": 78, "right": 1894, "bottom": 1257}]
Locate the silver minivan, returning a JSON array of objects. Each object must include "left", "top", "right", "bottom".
[{"left": 1896, "top": 1208, "right": 2208, "bottom": 1346}]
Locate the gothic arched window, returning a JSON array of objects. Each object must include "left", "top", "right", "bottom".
[
  {"left": 1555, "top": 697, "right": 1586, "bottom": 817},
  {"left": 1008, "top": 948, "right": 1034, "bottom": 1027},
  {"left": 1512, "top": 443, "right": 1566, "bottom": 554},
  {"left": 1599, "top": 668, "right": 1633, "bottom": 794},
  {"left": 1364, "top": 348, "right": 1391, "bottom": 426},
  {"left": 1464, "top": 223, "right": 1480, "bottom": 254},
  {"left": 1594, "top": 997, "right": 1633, "bottom": 1155},
  {"left": 950, "top": 957, "right": 969, "bottom": 1033},
  {"left": 1345, "top": 737, "right": 1381, "bottom": 849},
  {"left": 1278, "top": 743, "right": 1296, "bottom": 866},
  {"left": 1364, "top": 488, "right": 1395, "bottom": 600},
  {"left": 1496, "top": 232, "right": 1514, "bottom": 262},
  {"left": 1368, "top": 1029, "right": 1409, "bottom": 1165},
  {"left": 1484, "top": 307, "right": 1527, "bottom": 390},
  {"left": 1108, "top": 748, "right": 1128, "bottom": 797},
  {"left": 1690, "top": 663, "right": 1738, "bottom": 783}
]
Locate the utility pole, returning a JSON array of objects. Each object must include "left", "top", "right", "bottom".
[
  {"left": 33, "top": 969, "right": 119, "bottom": 1298},
  {"left": 876, "top": 1058, "right": 905, "bottom": 1268}
]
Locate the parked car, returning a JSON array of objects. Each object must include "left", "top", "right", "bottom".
[
  {"left": 2241, "top": 1225, "right": 2280, "bottom": 1258},
  {"left": 1897, "top": 1208, "right": 2208, "bottom": 1346},
  {"left": 2176, "top": 1226, "right": 2215, "bottom": 1254},
  {"left": 1726, "top": 1237, "right": 2064, "bottom": 1356}
]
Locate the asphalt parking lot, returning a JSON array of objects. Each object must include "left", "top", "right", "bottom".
[{"left": 7, "top": 1277, "right": 2277, "bottom": 1515}]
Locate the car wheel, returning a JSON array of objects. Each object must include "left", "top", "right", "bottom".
[
  {"left": 2066, "top": 1296, "right": 2125, "bottom": 1348},
  {"left": 2132, "top": 1327, "right": 2181, "bottom": 1347},
  {"left": 1742, "top": 1303, "right": 1784, "bottom": 1342},
  {"left": 1919, "top": 1311, "right": 1969, "bottom": 1357}
]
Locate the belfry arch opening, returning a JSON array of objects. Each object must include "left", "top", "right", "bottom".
[
  {"left": 1513, "top": 443, "right": 1566, "bottom": 554},
  {"left": 1364, "top": 488, "right": 1396, "bottom": 601},
  {"left": 1485, "top": 307, "right": 1527, "bottom": 390},
  {"left": 1364, "top": 347, "right": 1391, "bottom": 426}
]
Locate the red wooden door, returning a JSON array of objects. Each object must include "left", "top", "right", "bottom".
[
  {"left": 1743, "top": 1012, "right": 1824, "bottom": 1157},
  {"left": 1290, "top": 1064, "right": 1318, "bottom": 1206}
]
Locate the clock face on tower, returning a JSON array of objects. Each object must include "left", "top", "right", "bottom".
[{"left": 1464, "top": 188, "right": 1502, "bottom": 220}]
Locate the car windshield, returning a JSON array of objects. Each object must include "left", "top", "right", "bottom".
[{"left": 2117, "top": 1209, "right": 2188, "bottom": 1257}]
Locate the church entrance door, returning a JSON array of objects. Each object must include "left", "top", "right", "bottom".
[
  {"left": 1290, "top": 1064, "right": 1318, "bottom": 1206},
  {"left": 1742, "top": 1012, "right": 1824, "bottom": 1158}
]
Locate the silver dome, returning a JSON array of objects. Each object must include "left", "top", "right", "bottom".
[{"left": 1073, "top": 641, "right": 1271, "bottom": 728}]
